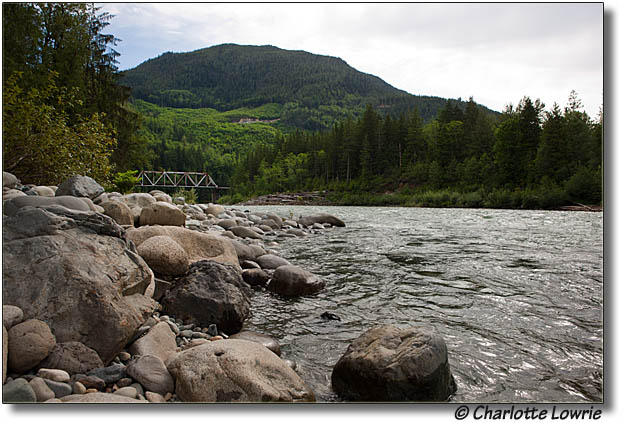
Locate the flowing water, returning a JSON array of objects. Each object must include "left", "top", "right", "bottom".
[{"left": 240, "top": 206, "right": 603, "bottom": 403}]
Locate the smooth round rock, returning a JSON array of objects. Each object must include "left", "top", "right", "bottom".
[
  {"left": 8, "top": 319, "right": 57, "bottom": 373},
  {"left": 37, "top": 368, "right": 70, "bottom": 383},
  {"left": 136, "top": 235, "right": 190, "bottom": 276},
  {"left": 29, "top": 377, "right": 56, "bottom": 402},
  {"left": 3, "top": 304, "right": 23, "bottom": 330},
  {"left": 267, "top": 265, "right": 325, "bottom": 297},
  {"left": 3, "top": 378, "right": 37, "bottom": 403},
  {"left": 256, "top": 254, "right": 290, "bottom": 270}
]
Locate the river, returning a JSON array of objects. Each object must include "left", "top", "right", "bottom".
[{"left": 238, "top": 206, "right": 603, "bottom": 403}]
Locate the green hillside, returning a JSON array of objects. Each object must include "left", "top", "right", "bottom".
[
  {"left": 133, "top": 100, "right": 281, "bottom": 185},
  {"left": 121, "top": 43, "right": 496, "bottom": 130}
]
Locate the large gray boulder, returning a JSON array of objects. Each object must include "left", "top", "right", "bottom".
[
  {"left": 139, "top": 202, "right": 186, "bottom": 226},
  {"left": 267, "top": 265, "right": 325, "bottom": 297},
  {"left": 298, "top": 212, "right": 345, "bottom": 227},
  {"left": 100, "top": 200, "right": 134, "bottom": 226},
  {"left": 331, "top": 325, "right": 457, "bottom": 402},
  {"left": 161, "top": 261, "right": 251, "bottom": 335},
  {"left": 167, "top": 339, "right": 315, "bottom": 402},
  {"left": 55, "top": 175, "right": 104, "bottom": 200},
  {"left": 2, "top": 206, "right": 157, "bottom": 364},
  {"left": 3, "top": 195, "right": 92, "bottom": 216}
]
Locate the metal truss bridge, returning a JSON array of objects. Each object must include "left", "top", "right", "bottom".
[{"left": 136, "top": 171, "right": 229, "bottom": 200}]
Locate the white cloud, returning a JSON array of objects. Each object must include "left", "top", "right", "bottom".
[{"left": 101, "top": 2, "right": 603, "bottom": 118}]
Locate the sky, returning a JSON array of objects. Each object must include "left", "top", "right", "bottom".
[{"left": 100, "top": 2, "right": 604, "bottom": 119}]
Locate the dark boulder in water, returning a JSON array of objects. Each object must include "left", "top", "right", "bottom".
[{"left": 331, "top": 324, "right": 457, "bottom": 402}]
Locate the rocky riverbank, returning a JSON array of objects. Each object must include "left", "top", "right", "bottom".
[
  {"left": 3, "top": 171, "right": 456, "bottom": 403},
  {"left": 239, "top": 191, "right": 330, "bottom": 206}
]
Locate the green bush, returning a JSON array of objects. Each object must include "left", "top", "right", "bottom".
[
  {"left": 564, "top": 167, "right": 602, "bottom": 204},
  {"left": 112, "top": 170, "right": 139, "bottom": 194},
  {"left": 2, "top": 72, "right": 115, "bottom": 186}
]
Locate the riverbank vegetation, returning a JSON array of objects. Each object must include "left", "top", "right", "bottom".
[
  {"left": 224, "top": 94, "right": 602, "bottom": 209},
  {"left": 2, "top": 3, "right": 151, "bottom": 185}
]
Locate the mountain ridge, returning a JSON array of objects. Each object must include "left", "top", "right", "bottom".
[{"left": 121, "top": 43, "right": 497, "bottom": 130}]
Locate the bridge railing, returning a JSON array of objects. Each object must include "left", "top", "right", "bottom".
[{"left": 136, "top": 171, "right": 228, "bottom": 189}]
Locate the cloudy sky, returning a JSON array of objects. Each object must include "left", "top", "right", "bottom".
[{"left": 101, "top": 2, "right": 604, "bottom": 118}]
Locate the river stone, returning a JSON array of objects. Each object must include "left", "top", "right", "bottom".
[
  {"left": 3, "top": 304, "right": 24, "bottom": 329},
  {"left": 128, "top": 322, "right": 178, "bottom": 364},
  {"left": 121, "top": 192, "right": 157, "bottom": 208},
  {"left": 267, "top": 265, "right": 325, "bottom": 297},
  {"left": 136, "top": 235, "right": 190, "bottom": 276},
  {"left": 230, "top": 225, "right": 263, "bottom": 239},
  {"left": 217, "top": 218, "right": 238, "bottom": 230},
  {"left": 3, "top": 171, "right": 20, "bottom": 188},
  {"left": 153, "top": 193, "right": 173, "bottom": 203},
  {"left": 3, "top": 195, "right": 92, "bottom": 216},
  {"left": 2, "top": 206, "right": 157, "bottom": 364},
  {"left": 161, "top": 260, "right": 251, "bottom": 335},
  {"left": 29, "top": 376, "right": 56, "bottom": 402},
  {"left": 145, "top": 391, "right": 167, "bottom": 403},
  {"left": 37, "top": 342, "right": 104, "bottom": 375},
  {"left": 127, "top": 225, "right": 240, "bottom": 271},
  {"left": 3, "top": 378, "right": 37, "bottom": 403},
  {"left": 331, "top": 324, "right": 457, "bottom": 402},
  {"left": 31, "top": 186, "right": 56, "bottom": 197},
  {"left": 241, "top": 260, "right": 261, "bottom": 270},
  {"left": 72, "top": 381, "right": 87, "bottom": 395},
  {"left": 114, "top": 386, "right": 138, "bottom": 398},
  {"left": 139, "top": 202, "right": 186, "bottom": 226},
  {"left": 43, "top": 379, "right": 73, "bottom": 398},
  {"left": 8, "top": 319, "right": 57, "bottom": 373},
  {"left": 229, "top": 239, "right": 257, "bottom": 263},
  {"left": 55, "top": 175, "right": 104, "bottom": 200},
  {"left": 167, "top": 339, "right": 314, "bottom": 402},
  {"left": 298, "top": 212, "right": 345, "bottom": 227},
  {"left": 206, "top": 204, "right": 225, "bottom": 217},
  {"left": 37, "top": 368, "right": 71, "bottom": 383},
  {"left": 59, "top": 392, "right": 145, "bottom": 403},
  {"left": 72, "top": 375, "right": 106, "bottom": 391},
  {"left": 87, "top": 363, "right": 127, "bottom": 385},
  {"left": 242, "top": 268, "right": 271, "bottom": 286},
  {"left": 126, "top": 355, "right": 175, "bottom": 396},
  {"left": 260, "top": 218, "right": 281, "bottom": 230},
  {"left": 228, "top": 331, "right": 281, "bottom": 356},
  {"left": 256, "top": 254, "right": 291, "bottom": 270},
  {"left": 100, "top": 200, "right": 134, "bottom": 226}
]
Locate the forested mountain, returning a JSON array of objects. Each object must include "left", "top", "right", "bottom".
[{"left": 121, "top": 43, "right": 496, "bottom": 130}]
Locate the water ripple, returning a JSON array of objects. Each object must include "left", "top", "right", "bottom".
[{"left": 241, "top": 206, "right": 603, "bottom": 403}]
